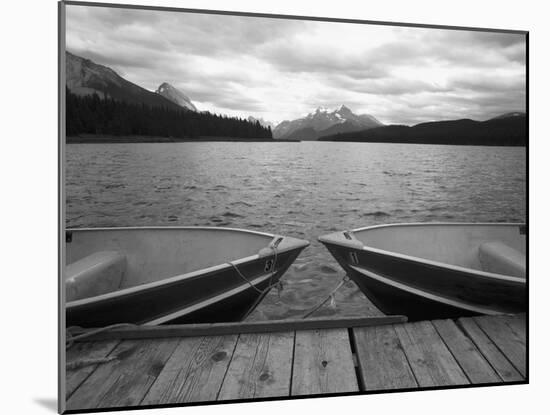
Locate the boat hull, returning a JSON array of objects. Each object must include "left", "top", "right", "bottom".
[
  {"left": 348, "top": 265, "right": 481, "bottom": 321},
  {"left": 66, "top": 227, "right": 308, "bottom": 327},
  {"left": 320, "top": 223, "right": 526, "bottom": 321}
]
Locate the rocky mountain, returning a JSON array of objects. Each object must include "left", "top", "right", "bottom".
[
  {"left": 155, "top": 82, "right": 197, "bottom": 111},
  {"left": 319, "top": 113, "right": 526, "bottom": 147},
  {"left": 66, "top": 51, "right": 181, "bottom": 110},
  {"left": 247, "top": 116, "right": 275, "bottom": 129},
  {"left": 273, "top": 105, "right": 382, "bottom": 140}
]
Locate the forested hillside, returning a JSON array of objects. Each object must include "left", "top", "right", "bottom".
[{"left": 66, "top": 88, "right": 273, "bottom": 140}]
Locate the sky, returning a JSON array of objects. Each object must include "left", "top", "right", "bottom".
[{"left": 66, "top": 5, "right": 526, "bottom": 126}]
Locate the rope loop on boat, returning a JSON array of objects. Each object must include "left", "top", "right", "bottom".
[
  {"left": 231, "top": 243, "right": 283, "bottom": 319},
  {"left": 229, "top": 242, "right": 280, "bottom": 295},
  {"left": 301, "top": 274, "right": 350, "bottom": 319}
]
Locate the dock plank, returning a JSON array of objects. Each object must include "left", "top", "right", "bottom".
[
  {"left": 394, "top": 321, "right": 469, "bottom": 387},
  {"left": 292, "top": 329, "right": 358, "bottom": 395},
  {"left": 352, "top": 325, "right": 417, "bottom": 391},
  {"left": 66, "top": 338, "right": 180, "bottom": 410},
  {"left": 474, "top": 315, "right": 526, "bottom": 377},
  {"left": 142, "top": 335, "right": 238, "bottom": 405},
  {"left": 503, "top": 314, "right": 526, "bottom": 340},
  {"left": 66, "top": 340, "right": 121, "bottom": 399},
  {"left": 432, "top": 319, "right": 500, "bottom": 384},
  {"left": 457, "top": 317, "right": 523, "bottom": 382},
  {"left": 218, "top": 332, "right": 294, "bottom": 400}
]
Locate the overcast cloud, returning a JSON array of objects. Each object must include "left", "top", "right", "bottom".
[{"left": 66, "top": 5, "right": 526, "bottom": 125}]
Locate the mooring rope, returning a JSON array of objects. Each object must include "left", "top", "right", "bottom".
[
  {"left": 267, "top": 243, "right": 279, "bottom": 293},
  {"left": 301, "top": 274, "right": 350, "bottom": 319},
  {"left": 231, "top": 243, "right": 350, "bottom": 320},
  {"left": 66, "top": 356, "right": 119, "bottom": 371},
  {"left": 66, "top": 323, "right": 137, "bottom": 349},
  {"left": 66, "top": 323, "right": 139, "bottom": 370}
]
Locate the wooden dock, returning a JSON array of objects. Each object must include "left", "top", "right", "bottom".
[{"left": 64, "top": 313, "right": 526, "bottom": 412}]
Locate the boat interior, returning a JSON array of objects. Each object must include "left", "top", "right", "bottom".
[
  {"left": 65, "top": 228, "right": 275, "bottom": 302},
  {"left": 352, "top": 224, "right": 526, "bottom": 278}
]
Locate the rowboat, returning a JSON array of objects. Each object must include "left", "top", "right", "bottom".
[
  {"left": 319, "top": 223, "right": 526, "bottom": 321},
  {"left": 65, "top": 227, "right": 309, "bottom": 327}
]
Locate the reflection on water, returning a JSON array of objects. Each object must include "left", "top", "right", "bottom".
[{"left": 66, "top": 142, "right": 526, "bottom": 320}]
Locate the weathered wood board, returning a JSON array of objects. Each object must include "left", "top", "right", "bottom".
[
  {"left": 352, "top": 325, "right": 417, "bottom": 390},
  {"left": 457, "top": 317, "right": 523, "bottom": 382},
  {"left": 66, "top": 340, "right": 121, "bottom": 399},
  {"left": 67, "top": 339, "right": 180, "bottom": 410},
  {"left": 142, "top": 335, "right": 238, "bottom": 405},
  {"left": 218, "top": 332, "right": 295, "bottom": 400},
  {"left": 473, "top": 315, "right": 526, "bottom": 377},
  {"left": 292, "top": 328, "right": 359, "bottom": 395},
  {"left": 394, "top": 321, "right": 469, "bottom": 387},
  {"left": 432, "top": 319, "right": 500, "bottom": 383}
]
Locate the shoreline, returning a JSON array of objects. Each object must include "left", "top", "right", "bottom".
[
  {"left": 66, "top": 135, "right": 525, "bottom": 147},
  {"left": 318, "top": 138, "right": 526, "bottom": 147},
  {"left": 67, "top": 135, "right": 301, "bottom": 143}
]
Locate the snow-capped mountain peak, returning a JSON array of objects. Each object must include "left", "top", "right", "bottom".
[
  {"left": 155, "top": 82, "right": 197, "bottom": 111},
  {"left": 490, "top": 111, "right": 526, "bottom": 120},
  {"left": 337, "top": 104, "right": 353, "bottom": 115},
  {"left": 273, "top": 105, "right": 383, "bottom": 140}
]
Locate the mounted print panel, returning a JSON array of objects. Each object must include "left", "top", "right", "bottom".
[{"left": 59, "top": 1, "right": 527, "bottom": 413}]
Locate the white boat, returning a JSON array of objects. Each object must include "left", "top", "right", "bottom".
[
  {"left": 65, "top": 226, "right": 309, "bottom": 327},
  {"left": 319, "top": 223, "right": 526, "bottom": 320}
]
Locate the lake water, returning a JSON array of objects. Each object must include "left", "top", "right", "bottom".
[{"left": 66, "top": 142, "right": 526, "bottom": 320}]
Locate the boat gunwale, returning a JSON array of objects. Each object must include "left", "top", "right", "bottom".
[
  {"left": 65, "top": 226, "right": 309, "bottom": 308},
  {"left": 318, "top": 222, "right": 526, "bottom": 285},
  {"left": 66, "top": 225, "right": 277, "bottom": 238}
]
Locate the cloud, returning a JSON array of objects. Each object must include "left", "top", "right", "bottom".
[
  {"left": 259, "top": 42, "right": 388, "bottom": 78},
  {"left": 325, "top": 74, "right": 451, "bottom": 96},
  {"left": 449, "top": 74, "right": 525, "bottom": 93},
  {"left": 66, "top": 4, "right": 526, "bottom": 125}
]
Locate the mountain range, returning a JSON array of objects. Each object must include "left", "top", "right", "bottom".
[
  {"left": 318, "top": 113, "right": 527, "bottom": 146},
  {"left": 66, "top": 51, "right": 526, "bottom": 146},
  {"left": 273, "top": 105, "right": 383, "bottom": 140}
]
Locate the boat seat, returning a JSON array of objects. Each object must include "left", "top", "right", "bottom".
[
  {"left": 66, "top": 251, "right": 126, "bottom": 302},
  {"left": 478, "top": 241, "right": 526, "bottom": 278}
]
